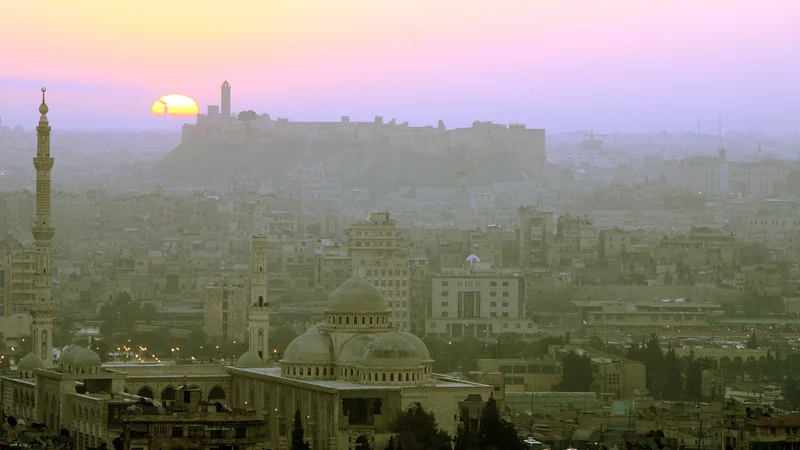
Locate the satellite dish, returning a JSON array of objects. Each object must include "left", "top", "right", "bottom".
[{"left": 634, "top": 388, "right": 641, "bottom": 396}]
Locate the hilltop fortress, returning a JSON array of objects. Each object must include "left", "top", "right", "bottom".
[{"left": 179, "top": 81, "right": 547, "bottom": 177}]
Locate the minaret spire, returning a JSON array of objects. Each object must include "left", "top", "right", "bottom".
[
  {"left": 30, "top": 87, "right": 56, "bottom": 367},
  {"left": 248, "top": 235, "right": 270, "bottom": 362}
]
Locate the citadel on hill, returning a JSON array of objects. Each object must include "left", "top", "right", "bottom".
[{"left": 161, "top": 80, "right": 546, "bottom": 187}]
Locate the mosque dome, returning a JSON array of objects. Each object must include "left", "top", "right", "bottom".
[
  {"left": 73, "top": 348, "right": 102, "bottom": 367},
  {"left": 327, "top": 277, "right": 388, "bottom": 313},
  {"left": 338, "top": 334, "right": 379, "bottom": 364},
  {"left": 397, "top": 332, "right": 432, "bottom": 361},
  {"left": 18, "top": 353, "right": 45, "bottom": 371},
  {"left": 236, "top": 350, "right": 264, "bottom": 368},
  {"left": 58, "top": 345, "right": 83, "bottom": 365},
  {"left": 361, "top": 332, "right": 422, "bottom": 368},
  {"left": 282, "top": 327, "right": 333, "bottom": 363}
]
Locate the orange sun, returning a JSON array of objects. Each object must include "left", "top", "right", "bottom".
[{"left": 151, "top": 94, "right": 199, "bottom": 118}]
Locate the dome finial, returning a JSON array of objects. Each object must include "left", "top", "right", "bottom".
[{"left": 39, "top": 87, "right": 49, "bottom": 116}]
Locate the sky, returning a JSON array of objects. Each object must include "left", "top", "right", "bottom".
[{"left": 1, "top": 0, "right": 799, "bottom": 133}]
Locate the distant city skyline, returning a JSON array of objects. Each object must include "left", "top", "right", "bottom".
[{"left": 2, "top": 0, "right": 799, "bottom": 133}]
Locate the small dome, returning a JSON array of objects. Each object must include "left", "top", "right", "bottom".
[
  {"left": 283, "top": 327, "right": 333, "bottom": 364},
  {"left": 58, "top": 345, "right": 83, "bottom": 365},
  {"left": 236, "top": 350, "right": 264, "bottom": 368},
  {"left": 18, "top": 353, "right": 45, "bottom": 371},
  {"left": 338, "top": 334, "right": 379, "bottom": 364},
  {"left": 73, "top": 348, "right": 101, "bottom": 367},
  {"left": 361, "top": 332, "right": 422, "bottom": 368},
  {"left": 397, "top": 332, "right": 432, "bottom": 361},
  {"left": 327, "top": 277, "right": 388, "bottom": 313}
]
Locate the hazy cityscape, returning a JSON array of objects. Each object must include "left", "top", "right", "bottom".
[{"left": 3, "top": 2, "right": 800, "bottom": 450}]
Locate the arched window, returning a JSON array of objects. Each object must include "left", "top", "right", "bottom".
[
  {"left": 369, "top": 316, "right": 373, "bottom": 325},
  {"left": 390, "top": 373, "right": 394, "bottom": 382},
  {"left": 258, "top": 295, "right": 264, "bottom": 306},
  {"left": 300, "top": 367, "right": 304, "bottom": 376},
  {"left": 161, "top": 387, "right": 176, "bottom": 401},
  {"left": 345, "top": 316, "right": 350, "bottom": 325},
  {"left": 208, "top": 386, "right": 226, "bottom": 400},
  {"left": 316, "top": 367, "right": 320, "bottom": 376},
  {"left": 323, "top": 367, "right": 327, "bottom": 376},
  {"left": 361, "top": 316, "right": 366, "bottom": 325},
  {"left": 349, "top": 368, "right": 354, "bottom": 376},
  {"left": 382, "top": 373, "right": 386, "bottom": 382},
  {"left": 368, "top": 373, "right": 372, "bottom": 381},
  {"left": 136, "top": 386, "right": 155, "bottom": 399}
]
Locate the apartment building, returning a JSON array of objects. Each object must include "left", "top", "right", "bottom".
[{"left": 203, "top": 274, "right": 248, "bottom": 342}]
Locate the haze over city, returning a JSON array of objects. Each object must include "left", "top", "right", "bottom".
[
  {"left": 3, "top": 0, "right": 800, "bottom": 132},
  {"left": 5, "top": 2, "right": 800, "bottom": 450}
]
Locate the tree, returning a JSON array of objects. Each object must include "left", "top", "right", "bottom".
[
  {"left": 140, "top": 303, "right": 158, "bottom": 325},
  {"left": 291, "top": 409, "right": 311, "bottom": 450},
  {"left": 558, "top": 350, "right": 593, "bottom": 392},
  {"left": 454, "top": 419, "right": 478, "bottom": 450},
  {"left": 238, "top": 110, "right": 258, "bottom": 121},
  {"left": 784, "top": 376, "right": 800, "bottom": 409},
  {"left": 747, "top": 332, "right": 758, "bottom": 349},
  {"left": 386, "top": 436, "right": 397, "bottom": 450},
  {"left": 390, "top": 403, "right": 451, "bottom": 450},
  {"left": 270, "top": 326, "right": 299, "bottom": 357},
  {"left": 662, "top": 348, "right": 683, "bottom": 400},
  {"left": 477, "top": 396, "right": 524, "bottom": 450},
  {"left": 53, "top": 313, "right": 77, "bottom": 347}
]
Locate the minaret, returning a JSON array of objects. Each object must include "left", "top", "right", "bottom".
[
  {"left": 248, "top": 235, "right": 270, "bottom": 361},
  {"left": 29, "top": 87, "right": 56, "bottom": 367},
  {"left": 221, "top": 80, "right": 231, "bottom": 116}
]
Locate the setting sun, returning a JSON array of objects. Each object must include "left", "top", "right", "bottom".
[{"left": 151, "top": 94, "right": 199, "bottom": 118}]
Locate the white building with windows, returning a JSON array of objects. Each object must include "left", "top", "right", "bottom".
[{"left": 425, "top": 259, "right": 536, "bottom": 339}]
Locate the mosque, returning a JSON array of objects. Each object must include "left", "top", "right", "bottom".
[{"left": 0, "top": 91, "right": 491, "bottom": 449}]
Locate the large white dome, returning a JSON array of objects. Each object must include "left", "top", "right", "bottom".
[
  {"left": 327, "top": 277, "right": 388, "bottom": 313},
  {"left": 338, "top": 334, "right": 379, "bottom": 364},
  {"left": 283, "top": 327, "right": 333, "bottom": 364},
  {"left": 397, "top": 332, "right": 432, "bottom": 361},
  {"left": 361, "top": 332, "right": 422, "bottom": 368}
]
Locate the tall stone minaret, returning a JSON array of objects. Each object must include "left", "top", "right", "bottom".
[
  {"left": 248, "top": 235, "right": 270, "bottom": 361},
  {"left": 29, "top": 88, "right": 56, "bottom": 367},
  {"left": 221, "top": 80, "right": 231, "bottom": 116}
]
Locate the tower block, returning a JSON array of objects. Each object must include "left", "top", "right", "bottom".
[
  {"left": 248, "top": 235, "right": 270, "bottom": 361},
  {"left": 29, "top": 88, "right": 56, "bottom": 367}
]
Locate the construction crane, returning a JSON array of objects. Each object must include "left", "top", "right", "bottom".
[{"left": 585, "top": 131, "right": 607, "bottom": 141}]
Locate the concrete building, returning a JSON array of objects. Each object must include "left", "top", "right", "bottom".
[
  {"left": 203, "top": 274, "right": 247, "bottom": 342},
  {"left": 347, "top": 212, "right": 401, "bottom": 259},
  {"left": 425, "top": 259, "right": 536, "bottom": 339},
  {"left": 517, "top": 206, "right": 553, "bottom": 268},
  {"left": 353, "top": 258, "right": 412, "bottom": 332}
]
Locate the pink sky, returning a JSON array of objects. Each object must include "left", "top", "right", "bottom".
[{"left": 2, "top": 0, "right": 799, "bottom": 132}]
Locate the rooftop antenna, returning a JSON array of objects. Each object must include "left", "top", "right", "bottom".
[{"left": 718, "top": 113, "right": 722, "bottom": 151}]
